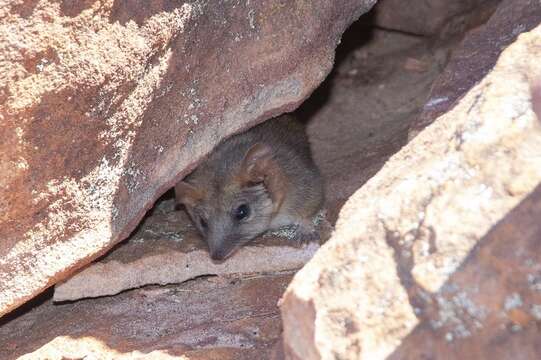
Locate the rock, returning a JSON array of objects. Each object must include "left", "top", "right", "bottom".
[
  {"left": 0, "top": 274, "right": 293, "bottom": 360},
  {"left": 280, "top": 22, "right": 541, "bottom": 360},
  {"left": 54, "top": 210, "right": 328, "bottom": 302},
  {"left": 374, "top": 0, "right": 499, "bottom": 37},
  {"left": 409, "top": 0, "right": 541, "bottom": 138},
  {"left": 0, "top": 0, "right": 376, "bottom": 317},
  {"left": 388, "top": 184, "right": 541, "bottom": 359},
  {"left": 302, "top": 23, "right": 443, "bottom": 221}
]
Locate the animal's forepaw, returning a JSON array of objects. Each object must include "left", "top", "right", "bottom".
[{"left": 293, "top": 222, "right": 321, "bottom": 245}]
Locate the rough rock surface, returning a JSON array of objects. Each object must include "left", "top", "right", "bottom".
[
  {"left": 0, "top": 0, "right": 376, "bottom": 317},
  {"left": 281, "top": 23, "right": 541, "bottom": 360},
  {"left": 0, "top": 274, "right": 293, "bottom": 360},
  {"left": 0, "top": 6, "right": 453, "bottom": 358},
  {"left": 374, "top": 0, "right": 499, "bottom": 37},
  {"left": 54, "top": 207, "right": 328, "bottom": 302},
  {"left": 389, "top": 184, "right": 541, "bottom": 359},
  {"left": 302, "top": 20, "right": 444, "bottom": 221},
  {"left": 409, "top": 0, "right": 541, "bottom": 138}
]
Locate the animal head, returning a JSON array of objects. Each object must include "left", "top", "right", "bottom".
[{"left": 175, "top": 143, "right": 286, "bottom": 261}]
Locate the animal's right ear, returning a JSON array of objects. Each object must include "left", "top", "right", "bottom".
[
  {"left": 240, "top": 143, "right": 274, "bottom": 183},
  {"left": 174, "top": 181, "right": 204, "bottom": 208},
  {"left": 240, "top": 143, "right": 286, "bottom": 212}
]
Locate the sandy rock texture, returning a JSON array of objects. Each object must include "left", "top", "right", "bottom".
[
  {"left": 388, "top": 184, "right": 541, "bottom": 359},
  {"left": 375, "top": 0, "right": 499, "bottom": 37},
  {"left": 302, "top": 19, "right": 445, "bottom": 221},
  {"left": 409, "top": 0, "right": 541, "bottom": 138},
  {"left": 54, "top": 208, "right": 328, "bottom": 302},
  {"left": 0, "top": 2, "right": 454, "bottom": 357},
  {"left": 0, "top": 0, "right": 376, "bottom": 317},
  {"left": 281, "top": 21, "right": 541, "bottom": 360},
  {"left": 0, "top": 274, "right": 293, "bottom": 360}
]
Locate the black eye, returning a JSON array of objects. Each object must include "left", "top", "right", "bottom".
[
  {"left": 234, "top": 204, "right": 250, "bottom": 221},
  {"left": 199, "top": 217, "right": 208, "bottom": 229}
]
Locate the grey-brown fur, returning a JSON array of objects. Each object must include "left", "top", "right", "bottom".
[{"left": 175, "top": 114, "right": 324, "bottom": 260}]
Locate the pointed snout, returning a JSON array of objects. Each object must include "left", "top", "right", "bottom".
[
  {"left": 209, "top": 248, "right": 228, "bottom": 261},
  {"left": 207, "top": 241, "right": 235, "bottom": 262},
  {"left": 206, "top": 233, "right": 237, "bottom": 262}
]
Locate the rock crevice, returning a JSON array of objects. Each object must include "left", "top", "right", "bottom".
[{"left": 0, "top": 0, "right": 376, "bottom": 317}]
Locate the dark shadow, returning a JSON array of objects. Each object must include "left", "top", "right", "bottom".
[
  {"left": 296, "top": 3, "right": 435, "bottom": 222},
  {"left": 296, "top": 10, "right": 376, "bottom": 124},
  {"left": 387, "top": 183, "right": 541, "bottom": 359},
  {"left": 0, "top": 288, "right": 53, "bottom": 328}
]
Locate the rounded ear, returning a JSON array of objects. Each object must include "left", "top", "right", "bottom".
[
  {"left": 240, "top": 143, "right": 286, "bottom": 212},
  {"left": 174, "top": 181, "right": 204, "bottom": 207},
  {"left": 241, "top": 143, "right": 274, "bottom": 183}
]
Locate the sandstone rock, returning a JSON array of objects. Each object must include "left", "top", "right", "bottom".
[
  {"left": 0, "top": 0, "right": 376, "bottom": 317},
  {"left": 281, "top": 22, "right": 541, "bottom": 360},
  {"left": 388, "top": 184, "right": 541, "bottom": 359},
  {"left": 0, "top": 8, "right": 451, "bottom": 358},
  {"left": 54, "top": 209, "right": 327, "bottom": 302},
  {"left": 0, "top": 274, "right": 293, "bottom": 360},
  {"left": 374, "top": 0, "right": 499, "bottom": 37},
  {"left": 409, "top": 0, "right": 541, "bottom": 138},
  {"left": 304, "top": 25, "right": 443, "bottom": 221}
]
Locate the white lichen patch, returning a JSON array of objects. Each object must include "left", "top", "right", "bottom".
[
  {"left": 430, "top": 289, "right": 487, "bottom": 340},
  {"left": 504, "top": 293, "right": 523, "bottom": 311},
  {"left": 264, "top": 225, "right": 299, "bottom": 240},
  {"left": 527, "top": 273, "right": 541, "bottom": 292},
  {"left": 15, "top": 127, "right": 24, "bottom": 142},
  {"left": 124, "top": 163, "right": 146, "bottom": 194},
  {"left": 530, "top": 304, "right": 541, "bottom": 320},
  {"left": 263, "top": 210, "right": 328, "bottom": 240},
  {"left": 445, "top": 332, "right": 454, "bottom": 342},
  {"left": 312, "top": 209, "right": 327, "bottom": 227},
  {"left": 35, "top": 58, "right": 49, "bottom": 73},
  {"left": 248, "top": 9, "right": 256, "bottom": 29},
  {"left": 168, "top": 233, "right": 184, "bottom": 243},
  {"left": 424, "top": 96, "right": 449, "bottom": 109},
  {"left": 16, "top": 157, "right": 28, "bottom": 170}
]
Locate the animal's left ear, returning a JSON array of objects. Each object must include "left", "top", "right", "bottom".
[
  {"left": 174, "top": 181, "right": 204, "bottom": 208},
  {"left": 240, "top": 143, "right": 286, "bottom": 212}
]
